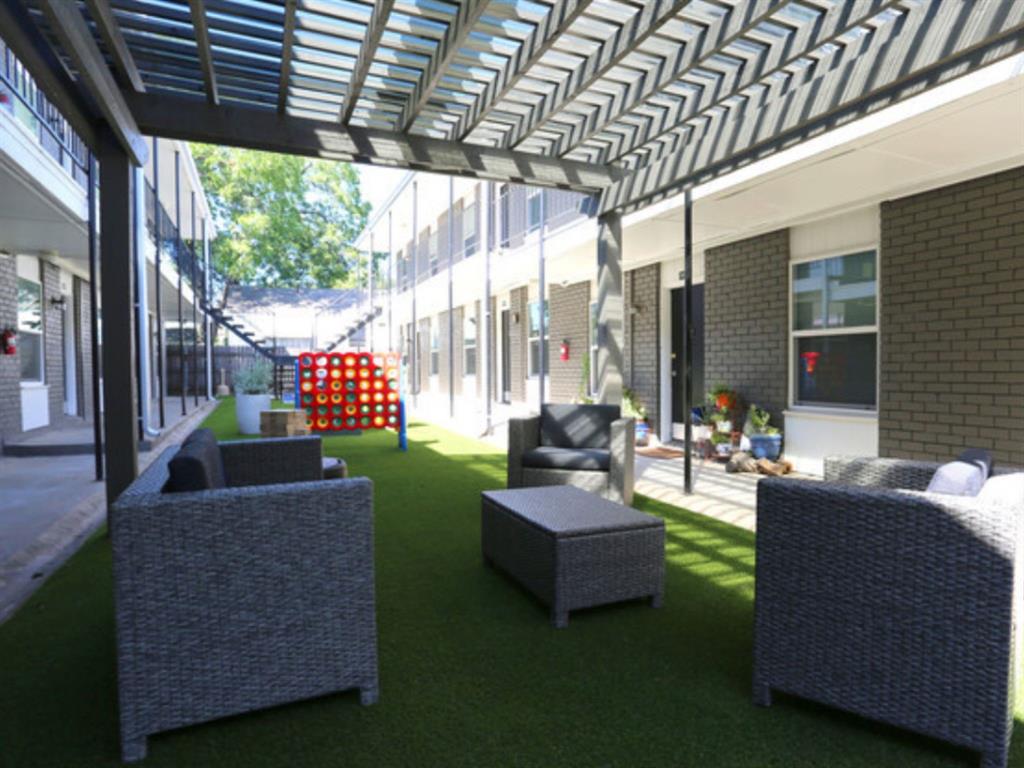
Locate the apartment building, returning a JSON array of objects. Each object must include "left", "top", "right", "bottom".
[{"left": 357, "top": 54, "right": 1024, "bottom": 474}]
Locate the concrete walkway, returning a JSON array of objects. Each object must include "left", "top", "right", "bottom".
[{"left": 0, "top": 398, "right": 219, "bottom": 623}]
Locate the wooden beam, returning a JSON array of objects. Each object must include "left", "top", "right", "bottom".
[
  {"left": 600, "top": 0, "right": 1024, "bottom": 214},
  {"left": 124, "top": 91, "right": 621, "bottom": 192},
  {"left": 398, "top": 0, "right": 490, "bottom": 131},
  {"left": 339, "top": 0, "right": 395, "bottom": 124},
  {"left": 84, "top": 0, "right": 146, "bottom": 93},
  {"left": 37, "top": 0, "right": 147, "bottom": 165},
  {"left": 277, "top": 0, "right": 297, "bottom": 113},
  {"left": 188, "top": 0, "right": 220, "bottom": 105},
  {"left": 454, "top": 0, "right": 597, "bottom": 140}
]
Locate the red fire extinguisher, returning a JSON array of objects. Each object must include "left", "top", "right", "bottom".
[
  {"left": 2, "top": 328, "right": 16, "bottom": 355},
  {"left": 560, "top": 339, "right": 570, "bottom": 362}
]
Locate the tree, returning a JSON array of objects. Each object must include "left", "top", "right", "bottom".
[{"left": 190, "top": 145, "right": 370, "bottom": 289}]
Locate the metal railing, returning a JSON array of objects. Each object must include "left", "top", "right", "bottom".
[
  {"left": 144, "top": 179, "right": 212, "bottom": 302},
  {"left": 0, "top": 37, "right": 88, "bottom": 189}
]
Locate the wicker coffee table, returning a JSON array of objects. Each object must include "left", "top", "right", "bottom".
[{"left": 481, "top": 486, "right": 665, "bottom": 628}]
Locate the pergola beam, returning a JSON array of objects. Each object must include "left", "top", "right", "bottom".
[
  {"left": 277, "top": 0, "right": 297, "bottom": 113},
  {"left": 600, "top": 0, "right": 1024, "bottom": 214},
  {"left": 591, "top": 0, "right": 901, "bottom": 165},
  {"left": 124, "top": 92, "right": 621, "bottom": 192},
  {"left": 84, "top": 0, "right": 146, "bottom": 93},
  {"left": 399, "top": 0, "right": 490, "bottom": 132},
  {"left": 188, "top": 0, "right": 220, "bottom": 105},
  {"left": 36, "top": 0, "right": 148, "bottom": 165},
  {"left": 339, "top": 0, "right": 395, "bottom": 124},
  {"left": 454, "top": 0, "right": 597, "bottom": 140},
  {"left": 504, "top": 0, "right": 709, "bottom": 149}
]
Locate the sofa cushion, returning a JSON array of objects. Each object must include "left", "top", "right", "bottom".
[
  {"left": 976, "top": 473, "right": 1024, "bottom": 509},
  {"left": 166, "top": 429, "right": 226, "bottom": 492},
  {"left": 522, "top": 446, "right": 611, "bottom": 471},
  {"left": 540, "top": 404, "right": 621, "bottom": 449},
  {"left": 958, "top": 447, "right": 993, "bottom": 478},
  {"left": 926, "top": 460, "right": 985, "bottom": 497}
]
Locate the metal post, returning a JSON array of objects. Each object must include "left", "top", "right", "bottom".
[
  {"left": 87, "top": 154, "right": 103, "bottom": 481},
  {"left": 537, "top": 188, "right": 546, "bottom": 408},
  {"left": 132, "top": 164, "right": 156, "bottom": 439},
  {"left": 153, "top": 137, "right": 165, "bottom": 427},
  {"left": 447, "top": 176, "right": 455, "bottom": 419},
  {"left": 131, "top": 164, "right": 144, "bottom": 441},
  {"left": 388, "top": 210, "right": 393, "bottom": 352},
  {"left": 411, "top": 180, "right": 418, "bottom": 404},
  {"left": 683, "top": 188, "right": 693, "bottom": 495},
  {"left": 190, "top": 191, "right": 199, "bottom": 407},
  {"left": 98, "top": 126, "right": 139, "bottom": 506},
  {"left": 203, "top": 218, "right": 213, "bottom": 399},
  {"left": 482, "top": 181, "right": 492, "bottom": 435},
  {"left": 174, "top": 150, "right": 186, "bottom": 416},
  {"left": 369, "top": 231, "right": 375, "bottom": 352}
]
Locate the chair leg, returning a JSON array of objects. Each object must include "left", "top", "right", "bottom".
[
  {"left": 979, "top": 749, "right": 1007, "bottom": 768},
  {"left": 650, "top": 592, "right": 663, "bottom": 609},
  {"left": 551, "top": 608, "right": 569, "bottom": 629},
  {"left": 359, "top": 684, "right": 379, "bottom": 706},
  {"left": 752, "top": 681, "right": 772, "bottom": 707},
  {"left": 121, "top": 734, "right": 148, "bottom": 763}
]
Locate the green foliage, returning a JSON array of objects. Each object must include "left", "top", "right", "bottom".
[
  {"left": 622, "top": 387, "right": 647, "bottom": 422},
  {"left": 233, "top": 360, "right": 273, "bottom": 394},
  {"left": 748, "top": 404, "right": 780, "bottom": 435},
  {"left": 190, "top": 145, "right": 370, "bottom": 289},
  {"left": 576, "top": 351, "right": 594, "bottom": 404}
]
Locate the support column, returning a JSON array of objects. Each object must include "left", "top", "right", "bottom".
[
  {"left": 683, "top": 189, "right": 694, "bottom": 494},
  {"left": 411, "top": 180, "right": 418, "bottom": 404},
  {"left": 447, "top": 177, "right": 455, "bottom": 419},
  {"left": 203, "top": 218, "right": 213, "bottom": 399},
  {"left": 537, "top": 189, "right": 546, "bottom": 407},
  {"left": 369, "top": 231, "right": 375, "bottom": 351},
  {"left": 387, "top": 210, "right": 393, "bottom": 352},
  {"left": 133, "top": 163, "right": 156, "bottom": 437},
  {"left": 87, "top": 155, "right": 103, "bottom": 481},
  {"left": 152, "top": 137, "right": 165, "bottom": 427},
  {"left": 481, "top": 181, "right": 492, "bottom": 435},
  {"left": 174, "top": 150, "right": 186, "bottom": 416},
  {"left": 190, "top": 191, "right": 199, "bottom": 407},
  {"left": 98, "top": 126, "right": 138, "bottom": 505},
  {"left": 596, "top": 210, "right": 623, "bottom": 405}
]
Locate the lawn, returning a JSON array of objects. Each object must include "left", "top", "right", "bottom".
[{"left": 1, "top": 397, "right": 1019, "bottom": 767}]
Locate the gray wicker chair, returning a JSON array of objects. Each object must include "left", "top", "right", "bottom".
[
  {"left": 508, "top": 404, "right": 634, "bottom": 505},
  {"left": 753, "top": 456, "right": 1021, "bottom": 768},
  {"left": 111, "top": 435, "right": 379, "bottom": 763}
]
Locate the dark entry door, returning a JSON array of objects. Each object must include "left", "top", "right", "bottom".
[
  {"left": 671, "top": 285, "right": 705, "bottom": 424},
  {"left": 500, "top": 309, "right": 512, "bottom": 402}
]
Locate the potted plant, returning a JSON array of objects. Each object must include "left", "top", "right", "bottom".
[
  {"left": 622, "top": 388, "right": 649, "bottom": 446},
  {"left": 234, "top": 360, "right": 273, "bottom": 435},
  {"left": 746, "top": 404, "right": 783, "bottom": 460},
  {"left": 706, "top": 385, "right": 739, "bottom": 435}
]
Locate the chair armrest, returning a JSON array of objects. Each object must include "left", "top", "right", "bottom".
[
  {"left": 507, "top": 415, "right": 540, "bottom": 488},
  {"left": 219, "top": 435, "right": 323, "bottom": 487},
  {"left": 823, "top": 456, "right": 941, "bottom": 491},
  {"left": 610, "top": 417, "right": 635, "bottom": 505}
]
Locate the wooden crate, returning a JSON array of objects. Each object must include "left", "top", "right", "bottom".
[{"left": 260, "top": 409, "right": 309, "bottom": 437}]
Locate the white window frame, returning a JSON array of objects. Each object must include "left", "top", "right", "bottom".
[
  {"left": 462, "top": 200, "right": 478, "bottom": 257},
  {"left": 527, "top": 187, "right": 542, "bottom": 233},
  {"left": 788, "top": 246, "right": 880, "bottom": 413},
  {"left": 16, "top": 272, "right": 44, "bottom": 385},
  {"left": 527, "top": 299, "right": 549, "bottom": 378},
  {"left": 463, "top": 313, "right": 477, "bottom": 377},
  {"left": 429, "top": 319, "right": 439, "bottom": 377}
]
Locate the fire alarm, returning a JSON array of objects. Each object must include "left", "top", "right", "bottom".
[
  {"left": 560, "top": 339, "right": 570, "bottom": 362},
  {"left": 2, "top": 328, "right": 17, "bottom": 355}
]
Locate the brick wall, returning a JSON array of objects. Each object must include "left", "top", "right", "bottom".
[
  {"left": 624, "top": 264, "right": 660, "bottom": 426},
  {"left": 879, "top": 166, "right": 1024, "bottom": 465},
  {"left": 42, "top": 261, "right": 64, "bottom": 419},
  {"left": 76, "top": 277, "right": 94, "bottom": 421},
  {"left": 0, "top": 254, "right": 21, "bottom": 440},
  {"left": 704, "top": 229, "right": 789, "bottom": 426},
  {"left": 548, "top": 280, "right": 589, "bottom": 403},
  {"left": 509, "top": 286, "right": 528, "bottom": 402}
]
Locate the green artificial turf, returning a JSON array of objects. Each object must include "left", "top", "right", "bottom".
[{"left": 1, "top": 397, "right": 1021, "bottom": 767}]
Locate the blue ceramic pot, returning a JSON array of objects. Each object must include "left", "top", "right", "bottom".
[{"left": 749, "top": 433, "right": 782, "bottom": 461}]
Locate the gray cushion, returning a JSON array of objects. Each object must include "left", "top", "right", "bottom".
[
  {"left": 958, "top": 448, "right": 993, "bottom": 478},
  {"left": 540, "top": 404, "right": 620, "bottom": 449},
  {"left": 926, "top": 460, "right": 985, "bottom": 497},
  {"left": 166, "top": 429, "right": 226, "bottom": 492},
  {"left": 522, "top": 447, "right": 611, "bottom": 471}
]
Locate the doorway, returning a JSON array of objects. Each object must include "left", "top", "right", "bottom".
[
  {"left": 670, "top": 284, "right": 705, "bottom": 426},
  {"left": 500, "top": 309, "right": 511, "bottom": 403},
  {"left": 62, "top": 292, "right": 77, "bottom": 416}
]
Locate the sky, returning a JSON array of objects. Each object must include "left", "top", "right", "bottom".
[{"left": 358, "top": 165, "right": 409, "bottom": 215}]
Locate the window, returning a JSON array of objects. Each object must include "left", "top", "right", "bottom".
[
  {"left": 499, "top": 185, "right": 511, "bottom": 247},
  {"left": 464, "top": 314, "right": 477, "bottom": 376},
  {"left": 463, "top": 201, "right": 478, "bottom": 257},
  {"left": 792, "top": 250, "right": 877, "bottom": 409},
  {"left": 17, "top": 276, "right": 43, "bottom": 382},
  {"left": 589, "top": 302, "right": 599, "bottom": 396},
  {"left": 527, "top": 188, "right": 543, "bottom": 232},
  {"left": 428, "top": 229, "right": 439, "bottom": 276},
  {"left": 430, "top": 321, "right": 439, "bottom": 376},
  {"left": 528, "top": 300, "right": 549, "bottom": 376}
]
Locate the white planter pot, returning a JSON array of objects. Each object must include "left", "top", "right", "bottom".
[{"left": 236, "top": 392, "right": 272, "bottom": 435}]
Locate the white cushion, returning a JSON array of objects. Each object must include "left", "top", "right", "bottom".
[
  {"left": 926, "top": 460, "right": 985, "bottom": 497},
  {"left": 976, "top": 473, "right": 1024, "bottom": 509}
]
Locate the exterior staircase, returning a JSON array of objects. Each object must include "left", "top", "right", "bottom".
[{"left": 324, "top": 306, "right": 383, "bottom": 352}]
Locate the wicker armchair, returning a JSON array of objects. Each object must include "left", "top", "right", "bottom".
[
  {"left": 508, "top": 404, "right": 634, "bottom": 504},
  {"left": 111, "top": 436, "right": 379, "bottom": 762},
  {"left": 753, "top": 456, "right": 1021, "bottom": 768}
]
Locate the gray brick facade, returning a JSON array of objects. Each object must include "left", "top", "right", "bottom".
[
  {"left": 77, "top": 277, "right": 95, "bottom": 421},
  {"left": 509, "top": 286, "right": 528, "bottom": 402},
  {"left": 879, "top": 165, "right": 1024, "bottom": 465},
  {"left": 704, "top": 229, "right": 789, "bottom": 426},
  {"left": 42, "top": 261, "right": 64, "bottom": 419},
  {"left": 0, "top": 253, "right": 21, "bottom": 441},
  {"left": 547, "top": 280, "right": 590, "bottom": 403},
  {"left": 624, "top": 264, "right": 660, "bottom": 427}
]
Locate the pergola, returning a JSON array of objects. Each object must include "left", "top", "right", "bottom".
[{"left": 3, "top": 0, "right": 1021, "bottom": 502}]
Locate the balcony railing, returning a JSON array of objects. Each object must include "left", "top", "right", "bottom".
[
  {"left": 0, "top": 37, "right": 88, "bottom": 189},
  {"left": 144, "top": 178, "right": 214, "bottom": 306}
]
